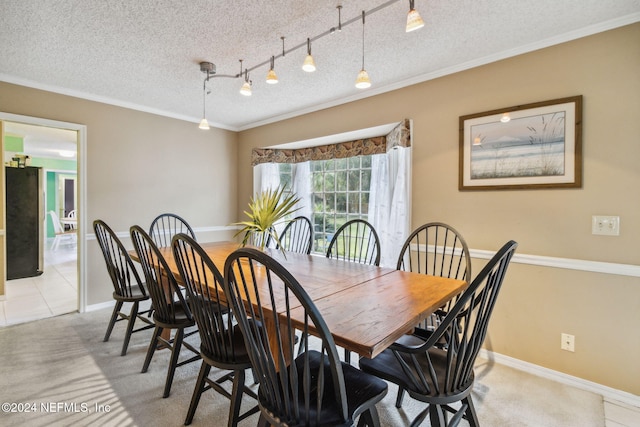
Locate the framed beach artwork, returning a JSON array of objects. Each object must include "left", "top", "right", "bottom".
[{"left": 459, "top": 96, "right": 582, "bottom": 190}]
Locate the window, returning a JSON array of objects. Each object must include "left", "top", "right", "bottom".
[
  {"left": 278, "top": 156, "right": 372, "bottom": 254},
  {"left": 253, "top": 120, "right": 411, "bottom": 267}
]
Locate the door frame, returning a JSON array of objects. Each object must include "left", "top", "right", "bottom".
[{"left": 0, "top": 112, "right": 87, "bottom": 312}]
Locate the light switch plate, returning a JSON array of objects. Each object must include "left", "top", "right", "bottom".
[{"left": 592, "top": 216, "right": 620, "bottom": 236}]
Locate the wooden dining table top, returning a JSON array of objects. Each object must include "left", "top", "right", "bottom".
[{"left": 134, "top": 240, "right": 467, "bottom": 360}]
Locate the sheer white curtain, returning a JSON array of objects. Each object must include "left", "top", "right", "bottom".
[
  {"left": 292, "top": 162, "right": 312, "bottom": 220},
  {"left": 253, "top": 162, "right": 313, "bottom": 240},
  {"left": 253, "top": 162, "right": 312, "bottom": 217},
  {"left": 253, "top": 162, "right": 280, "bottom": 193},
  {"left": 368, "top": 146, "right": 412, "bottom": 268}
]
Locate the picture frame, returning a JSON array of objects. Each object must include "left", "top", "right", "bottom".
[{"left": 459, "top": 95, "right": 582, "bottom": 190}]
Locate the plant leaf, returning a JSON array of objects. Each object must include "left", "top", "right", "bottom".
[{"left": 231, "top": 186, "right": 302, "bottom": 256}]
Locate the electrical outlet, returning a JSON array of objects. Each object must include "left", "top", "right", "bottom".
[
  {"left": 561, "top": 333, "right": 575, "bottom": 352},
  {"left": 592, "top": 216, "right": 620, "bottom": 236}
]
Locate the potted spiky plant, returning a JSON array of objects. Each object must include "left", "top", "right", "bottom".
[{"left": 233, "top": 186, "right": 301, "bottom": 254}]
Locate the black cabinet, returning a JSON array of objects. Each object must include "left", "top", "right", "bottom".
[{"left": 6, "top": 166, "right": 43, "bottom": 280}]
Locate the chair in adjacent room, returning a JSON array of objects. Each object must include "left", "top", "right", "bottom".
[
  {"left": 148, "top": 213, "right": 196, "bottom": 248},
  {"left": 223, "top": 247, "right": 388, "bottom": 427},
  {"left": 359, "top": 240, "right": 518, "bottom": 427},
  {"left": 66, "top": 209, "right": 77, "bottom": 229},
  {"left": 130, "top": 225, "right": 201, "bottom": 398},
  {"left": 326, "top": 218, "right": 381, "bottom": 266},
  {"left": 49, "top": 210, "right": 76, "bottom": 250},
  {"left": 172, "top": 233, "right": 258, "bottom": 427},
  {"left": 93, "top": 220, "right": 154, "bottom": 356},
  {"left": 274, "top": 215, "right": 314, "bottom": 254}
]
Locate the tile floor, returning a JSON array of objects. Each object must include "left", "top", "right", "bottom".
[{"left": 0, "top": 238, "right": 77, "bottom": 326}]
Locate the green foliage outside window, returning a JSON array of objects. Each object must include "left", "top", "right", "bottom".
[{"left": 280, "top": 155, "right": 372, "bottom": 254}]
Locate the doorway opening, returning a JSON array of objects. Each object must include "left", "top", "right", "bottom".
[{"left": 0, "top": 113, "right": 86, "bottom": 326}]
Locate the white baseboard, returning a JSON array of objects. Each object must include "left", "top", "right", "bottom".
[
  {"left": 479, "top": 349, "right": 640, "bottom": 408},
  {"left": 85, "top": 300, "right": 115, "bottom": 312}
]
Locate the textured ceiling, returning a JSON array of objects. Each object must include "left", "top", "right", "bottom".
[{"left": 1, "top": 1, "right": 639, "bottom": 131}]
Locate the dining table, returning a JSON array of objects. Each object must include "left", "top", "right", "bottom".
[{"left": 133, "top": 241, "right": 467, "bottom": 361}]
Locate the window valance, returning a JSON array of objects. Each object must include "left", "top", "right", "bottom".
[{"left": 251, "top": 119, "right": 411, "bottom": 166}]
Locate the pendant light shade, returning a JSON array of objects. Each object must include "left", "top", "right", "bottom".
[
  {"left": 266, "top": 56, "right": 278, "bottom": 84},
  {"left": 355, "top": 69, "right": 371, "bottom": 89},
  {"left": 266, "top": 69, "right": 278, "bottom": 84},
  {"left": 302, "top": 55, "right": 316, "bottom": 72},
  {"left": 355, "top": 11, "right": 371, "bottom": 89},
  {"left": 199, "top": 118, "right": 210, "bottom": 130},
  {"left": 302, "top": 38, "right": 316, "bottom": 72},
  {"left": 240, "top": 81, "right": 252, "bottom": 96},
  {"left": 240, "top": 69, "right": 252, "bottom": 96},
  {"left": 406, "top": 0, "right": 425, "bottom": 32}
]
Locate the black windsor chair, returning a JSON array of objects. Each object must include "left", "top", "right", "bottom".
[
  {"left": 326, "top": 219, "right": 381, "bottom": 266},
  {"left": 359, "top": 240, "right": 518, "bottom": 427},
  {"left": 172, "top": 233, "right": 259, "bottom": 427},
  {"left": 325, "top": 218, "right": 381, "bottom": 362},
  {"left": 393, "top": 222, "right": 472, "bottom": 407},
  {"left": 275, "top": 216, "right": 314, "bottom": 255},
  {"left": 223, "top": 247, "right": 388, "bottom": 427},
  {"left": 130, "top": 225, "right": 201, "bottom": 398},
  {"left": 149, "top": 213, "right": 196, "bottom": 248},
  {"left": 93, "top": 220, "right": 154, "bottom": 356}
]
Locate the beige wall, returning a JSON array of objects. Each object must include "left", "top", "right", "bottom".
[
  {"left": 0, "top": 82, "right": 239, "bottom": 305},
  {"left": 237, "top": 24, "right": 640, "bottom": 394}
]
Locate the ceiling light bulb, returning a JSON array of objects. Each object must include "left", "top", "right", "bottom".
[
  {"left": 355, "top": 69, "right": 371, "bottom": 89},
  {"left": 473, "top": 136, "right": 482, "bottom": 146},
  {"left": 199, "top": 118, "right": 210, "bottom": 130},
  {"left": 302, "top": 54, "right": 316, "bottom": 72},
  {"left": 500, "top": 113, "right": 511, "bottom": 123},
  {"left": 240, "top": 81, "right": 252, "bottom": 96},
  {"left": 406, "top": 9, "right": 424, "bottom": 32}
]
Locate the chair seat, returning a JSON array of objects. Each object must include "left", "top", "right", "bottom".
[
  {"left": 262, "top": 350, "right": 388, "bottom": 426},
  {"left": 200, "top": 324, "right": 252, "bottom": 367},
  {"left": 113, "top": 284, "right": 149, "bottom": 303},
  {"left": 153, "top": 302, "right": 196, "bottom": 329},
  {"left": 188, "top": 295, "right": 230, "bottom": 315},
  {"left": 359, "top": 345, "right": 474, "bottom": 400}
]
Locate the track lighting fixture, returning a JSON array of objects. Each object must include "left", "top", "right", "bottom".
[
  {"left": 302, "top": 38, "right": 316, "bottom": 72},
  {"left": 406, "top": 0, "right": 425, "bottom": 32},
  {"left": 195, "top": 1, "right": 427, "bottom": 125},
  {"left": 355, "top": 11, "right": 371, "bottom": 89}
]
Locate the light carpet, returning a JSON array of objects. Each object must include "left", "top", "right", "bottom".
[{"left": 0, "top": 307, "right": 604, "bottom": 426}]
